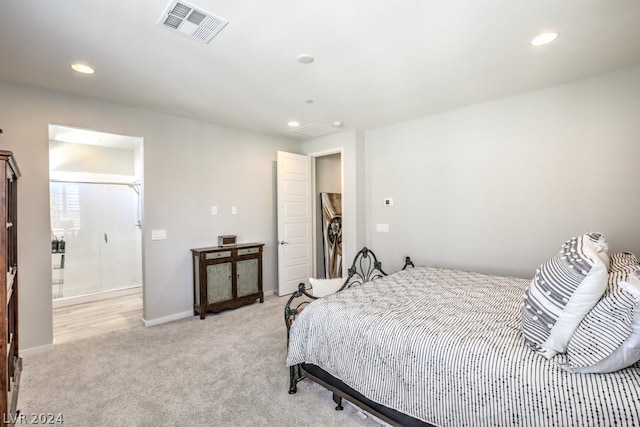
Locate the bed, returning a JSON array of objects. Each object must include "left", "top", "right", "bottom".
[{"left": 284, "top": 242, "right": 640, "bottom": 426}]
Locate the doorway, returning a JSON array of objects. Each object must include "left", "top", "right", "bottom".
[
  {"left": 276, "top": 150, "right": 343, "bottom": 295},
  {"left": 314, "top": 152, "right": 342, "bottom": 279},
  {"left": 48, "top": 124, "right": 143, "bottom": 341}
]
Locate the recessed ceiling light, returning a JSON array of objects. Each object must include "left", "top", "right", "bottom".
[
  {"left": 530, "top": 32, "right": 559, "bottom": 47},
  {"left": 70, "top": 63, "right": 95, "bottom": 74},
  {"left": 297, "top": 54, "right": 314, "bottom": 64},
  {"left": 332, "top": 121, "right": 343, "bottom": 127},
  {"left": 288, "top": 121, "right": 300, "bottom": 128}
]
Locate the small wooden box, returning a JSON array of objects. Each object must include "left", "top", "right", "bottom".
[{"left": 218, "top": 235, "right": 237, "bottom": 247}]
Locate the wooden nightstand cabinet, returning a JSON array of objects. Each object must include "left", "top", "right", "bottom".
[{"left": 191, "top": 243, "right": 264, "bottom": 319}]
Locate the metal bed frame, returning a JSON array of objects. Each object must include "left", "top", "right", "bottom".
[{"left": 284, "top": 247, "right": 426, "bottom": 426}]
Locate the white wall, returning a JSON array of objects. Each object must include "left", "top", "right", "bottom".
[
  {"left": 315, "top": 153, "right": 342, "bottom": 194},
  {"left": 365, "top": 65, "right": 640, "bottom": 277},
  {"left": 0, "top": 81, "right": 298, "bottom": 353},
  {"left": 49, "top": 140, "right": 136, "bottom": 175}
]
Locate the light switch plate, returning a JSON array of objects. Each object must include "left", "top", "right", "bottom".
[
  {"left": 151, "top": 229, "right": 167, "bottom": 240},
  {"left": 211, "top": 206, "right": 218, "bottom": 215},
  {"left": 231, "top": 206, "right": 237, "bottom": 214},
  {"left": 376, "top": 224, "right": 389, "bottom": 232}
]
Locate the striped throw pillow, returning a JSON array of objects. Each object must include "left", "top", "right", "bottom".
[
  {"left": 521, "top": 232, "right": 609, "bottom": 359},
  {"left": 561, "top": 253, "right": 640, "bottom": 373}
]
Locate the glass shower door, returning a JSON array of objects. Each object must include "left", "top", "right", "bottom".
[
  {"left": 97, "top": 183, "right": 142, "bottom": 292},
  {"left": 50, "top": 181, "right": 142, "bottom": 299}
]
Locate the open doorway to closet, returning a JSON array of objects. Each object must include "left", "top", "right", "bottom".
[
  {"left": 48, "top": 124, "right": 143, "bottom": 344},
  {"left": 314, "top": 152, "right": 342, "bottom": 279}
]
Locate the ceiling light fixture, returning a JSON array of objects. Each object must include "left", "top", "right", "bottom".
[
  {"left": 70, "top": 63, "right": 95, "bottom": 74},
  {"left": 297, "top": 54, "right": 314, "bottom": 64},
  {"left": 530, "top": 32, "right": 559, "bottom": 46},
  {"left": 287, "top": 121, "right": 300, "bottom": 128},
  {"left": 333, "top": 121, "right": 343, "bottom": 127}
]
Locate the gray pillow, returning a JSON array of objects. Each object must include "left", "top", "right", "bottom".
[{"left": 522, "top": 232, "right": 609, "bottom": 359}]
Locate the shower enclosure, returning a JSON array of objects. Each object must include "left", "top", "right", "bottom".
[{"left": 50, "top": 180, "right": 142, "bottom": 300}]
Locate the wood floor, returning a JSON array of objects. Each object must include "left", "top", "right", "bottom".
[{"left": 53, "top": 290, "right": 143, "bottom": 344}]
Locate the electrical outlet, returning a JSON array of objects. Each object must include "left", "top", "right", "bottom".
[
  {"left": 231, "top": 206, "right": 237, "bottom": 214},
  {"left": 376, "top": 224, "right": 389, "bottom": 232},
  {"left": 211, "top": 206, "right": 218, "bottom": 215},
  {"left": 384, "top": 198, "right": 394, "bottom": 207}
]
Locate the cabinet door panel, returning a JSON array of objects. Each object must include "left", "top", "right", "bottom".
[
  {"left": 207, "top": 262, "right": 232, "bottom": 303},
  {"left": 237, "top": 258, "right": 259, "bottom": 297}
]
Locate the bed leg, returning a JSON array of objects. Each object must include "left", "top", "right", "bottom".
[
  {"left": 288, "top": 365, "right": 298, "bottom": 394},
  {"left": 332, "top": 393, "right": 344, "bottom": 411}
]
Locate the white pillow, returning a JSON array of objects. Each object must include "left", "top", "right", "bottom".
[
  {"left": 522, "top": 232, "right": 609, "bottom": 359},
  {"left": 308, "top": 277, "right": 345, "bottom": 297}
]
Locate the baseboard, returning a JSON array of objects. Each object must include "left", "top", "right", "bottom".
[
  {"left": 143, "top": 310, "right": 193, "bottom": 327},
  {"left": 21, "top": 343, "right": 55, "bottom": 358}
]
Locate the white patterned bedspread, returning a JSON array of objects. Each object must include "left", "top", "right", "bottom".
[{"left": 287, "top": 267, "right": 640, "bottom": 426}]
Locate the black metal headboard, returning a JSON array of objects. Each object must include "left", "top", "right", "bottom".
[{"left": 284, "top": 247, "right": 413, "bottom": 340}]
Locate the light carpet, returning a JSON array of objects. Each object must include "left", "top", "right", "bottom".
[{"left": 18, "top": 296, "right": 383, "bottom": 427}]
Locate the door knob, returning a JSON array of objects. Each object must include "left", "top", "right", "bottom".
[{"left": 279, "top": 241, "right": 289, "bottom": 245}]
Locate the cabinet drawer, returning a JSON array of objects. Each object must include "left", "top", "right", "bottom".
[
  {"left": 237, "top": 247, "right": 260, "bottom": 256},
  {"left": 205, "top": 251, "right": 231, "bottom": 260}
]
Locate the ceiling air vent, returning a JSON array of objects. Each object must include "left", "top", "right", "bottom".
[
  {"left": 159, "top": 1, "right": 228, "bottom": 44},
  {"left": 292, "top": 123, "right": 340, "bottom": 138}
]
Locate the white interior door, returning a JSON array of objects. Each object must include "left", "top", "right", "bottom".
[{"left": 277, "top": 151, "right": 312, "bottom": 296}]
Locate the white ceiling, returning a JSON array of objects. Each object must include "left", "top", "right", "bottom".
[{"left": 2, "top": 0, "right": 640, "bottom": 140}]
